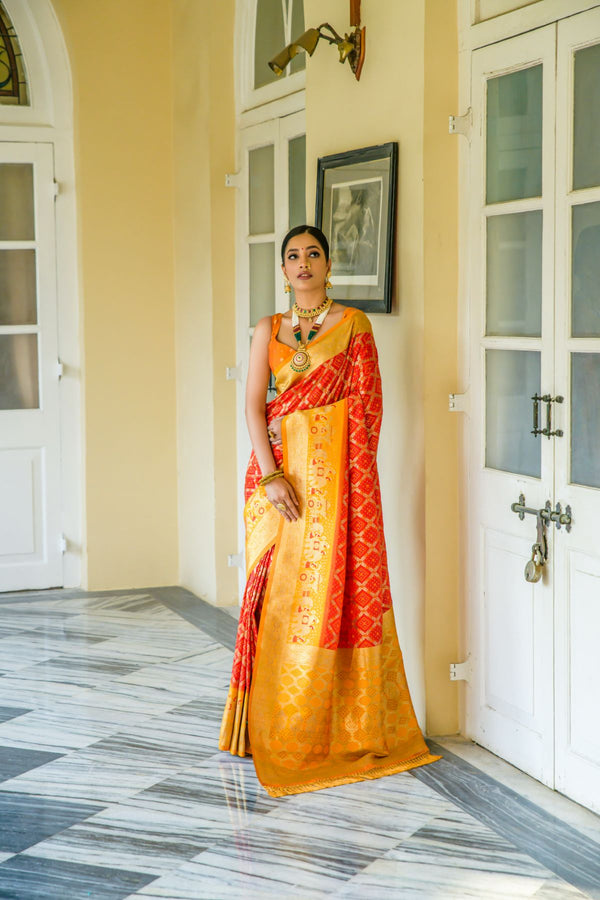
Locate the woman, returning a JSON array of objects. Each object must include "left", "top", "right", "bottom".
[{"left": 219, "top": 225, "right": 441, "bottom": 797}]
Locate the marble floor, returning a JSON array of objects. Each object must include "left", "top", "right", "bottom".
[{"left": 0, "top": 587, "right": 599, "bottom": 900}]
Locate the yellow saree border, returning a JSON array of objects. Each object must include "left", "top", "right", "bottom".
[
  {"left": 273, "top": 307, "right": 365, "bottom": 395},
  {"left": 243, "top": 485, "right": 280, "bottom": 577},
  {"left": 248, "top": 397, "right": 441, "bottom": 797}
]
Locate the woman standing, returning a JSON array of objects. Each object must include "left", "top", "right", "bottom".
[{"left": 219, "top": 225, "right": 441, "bottom": 797}]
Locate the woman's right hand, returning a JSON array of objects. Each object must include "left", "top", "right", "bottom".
[{"left": 265, "top": 476, "right": 300, "bottom": 522}]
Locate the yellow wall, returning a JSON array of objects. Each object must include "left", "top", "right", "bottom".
[
  {"left": 172, "top": 0, "right": 239, "bottom": 604},
  {"left": 52, "top": 0, "right": 179, "bottom": 589},
  {"left": 424, "top": 0, "right": 460, "bottom": 733},
  {"left": 49, "top": 0, "right": 459, "bottom": 730},
  {"left": 305, "top": 0, "right": 458, "bottom": 733}
]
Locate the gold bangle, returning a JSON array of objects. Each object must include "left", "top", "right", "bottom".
[{"left": 259, "top": 468, "right": 284, "bottom": 487}]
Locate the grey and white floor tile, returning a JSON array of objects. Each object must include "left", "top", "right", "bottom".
[{"left": 0, "top": 586, "right": 598, "bottom": 900}]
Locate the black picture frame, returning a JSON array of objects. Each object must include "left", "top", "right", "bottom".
[{"left": 315, "top": 142, "right": 397, "bottom": 314}]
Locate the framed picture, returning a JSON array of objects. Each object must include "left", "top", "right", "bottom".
[{"left": 315, "top": 142, "right": 398, "bottom": 314}]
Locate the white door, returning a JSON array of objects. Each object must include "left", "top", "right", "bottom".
[
  {"left": 232, "top": 111, "right": 305, "bottom": 592},
  {"left": 0, "top": 142, "right": 63, "bottom": 591},
  {"left": 468, "top": 26, "right": 556, "bottom": 787},
  {"left": 466, "top": 13, "right": 600, "bottom": 814},
  {"left": 554, "top": 8, "right": 600, "bottom": 814}
]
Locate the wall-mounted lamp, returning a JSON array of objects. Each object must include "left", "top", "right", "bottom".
[{"left": 268, "top": 1, "right": 365, "bottom": 82}]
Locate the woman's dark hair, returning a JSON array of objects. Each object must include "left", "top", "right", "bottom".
[{"left": 281, "top": 225, "right": 330, "bottom": 262}]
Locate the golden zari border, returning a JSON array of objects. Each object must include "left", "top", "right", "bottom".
[
  {"left": 248, "top": 386, "right": 442, "bottom": 795},
  {"left": 273, "top": 308, "right": 368, "bottom": 395},
  {"left": 243, "top": 486, "right": 280, "bottom": 577}
]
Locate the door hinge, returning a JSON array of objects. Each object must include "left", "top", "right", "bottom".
[
  {"left": 58, "top": 534, "right": 68, "bottom": 553},
  {"left": 448, "top": 108, "right": 472, "bottom": 140},
  {"left": 225, "top": 172, "right": 242, "bottom": 188},
  {"left": 227, "top": 551, "right": 244, "bottom": 569},
  {"left": 450, "top": 659, "right": 471, "bottom": 682},
  {"left": 56, "top": 359, "right": 64, "bottom": 380},
  {"left": 225, "top": 364, "right": 242, "bottom": 382},
  {"left": 449, "top": 391, "right": 469, "bottom": 413},
  {"left": 52, "top": 180, "right": 60, "bottom": 198}
]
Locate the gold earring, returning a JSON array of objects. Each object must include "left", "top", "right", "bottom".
[
  {"left": 284, "top": 278, "right": 291, "bottom": 294},
  {"left": 325, "top": 273, "right": 332, "bottom": 290}
]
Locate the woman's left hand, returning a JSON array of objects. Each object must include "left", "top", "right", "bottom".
[{"left": 267, "top": 417, "right": 283, "bottom": 446}]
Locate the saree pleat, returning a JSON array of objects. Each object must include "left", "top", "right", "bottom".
[
  {"left": 220, "top": 308, "right": 442, "bottom": 794},
  {"left": 218, "top": 545, "right": 274, "bottom": 757}
]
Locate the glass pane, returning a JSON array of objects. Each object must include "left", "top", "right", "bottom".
[
  {"left": 571, "top": 353, "right": 600, "bottom": 488},
  {"left": 254, "top": 0, "right": 285, "bottom": 89},
  {"left": 0, "top": 3, "right": 29, "bottom": 105},
  {"left": 486, "top": 349, "right": 540, "bottom": 477},
  {"left": 0, "top": 249, "right": 37, "bottom": 325},
  {"left": 486, "top": 65, "right": 542, "bottom": 204},
  {"left": 573, "top": 43, "right": 600, "bottom": 191},
  {"left": 250, "top": 242, "right": 275, "bottom": 326},
  {"left": 288, "top": 135, "right": 306, "bottom": 229},
  {"left": 249, "top": 145, "right": 275, "bottom": 235},
  {"left": 0, "top": 164, "right": 34, "bottom": 240},
  {"left": 486, "top": 211, "right": 542, "bottom": 336},
  {"left": 0, "top": 334, "right": 39, "bottom": 409},
  {"left": 572, "top": 202, "right": 600, "bottom": 337},
  {"left": 289, "top": 0, "right": 306, "bottom": 74}
]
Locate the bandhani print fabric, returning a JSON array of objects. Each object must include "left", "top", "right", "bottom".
[{"left": 219, "top": 306, "right": 442, "bottom": 796}]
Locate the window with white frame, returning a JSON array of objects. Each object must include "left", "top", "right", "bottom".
[{"left": 240, "top": 0, "right": 306, "bottom": 112}]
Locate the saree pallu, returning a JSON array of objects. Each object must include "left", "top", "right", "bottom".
[{"left": 219, "top": 307, "right": 441, "bottom": 796}]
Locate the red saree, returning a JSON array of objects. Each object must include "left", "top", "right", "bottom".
[{"left": 219, "top": 307, "right": 441, "bottom": 796}]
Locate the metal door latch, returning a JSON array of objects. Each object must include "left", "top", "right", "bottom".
[
  {"left": 511, "top": 494, "right": 572, "bottom": 533},
  {"left": 511, "top": 494, "right": 573, "bottom": 582}
]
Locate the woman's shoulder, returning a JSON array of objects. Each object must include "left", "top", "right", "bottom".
[
  {"left": 252, "top": 314, "right": 279, "bottom": 345},
  {"left": 344, "top": 306, "right": 373, "bottom": 335}
]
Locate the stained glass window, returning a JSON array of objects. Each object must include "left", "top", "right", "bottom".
[
  {"left": 0, "top": 1, "right": 28, "bottom": 106},
  {"left": 254, "top": 0, "right": 305, "bottom": 90}
]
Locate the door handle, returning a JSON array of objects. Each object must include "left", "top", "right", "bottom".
[{"left": 531, "top": 394, "right": 563, "bottom": 439}]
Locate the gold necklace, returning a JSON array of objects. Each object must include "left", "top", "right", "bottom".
[{"left": 293, "top": 296, "right": 331, "bottom": 319}]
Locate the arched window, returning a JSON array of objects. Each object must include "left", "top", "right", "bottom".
[
  {"left": 0, "top": 0, "right": 28, "bottom": 105},
  {"left": 254, "top": 0, "right": 305, "bottom": 89},
  {"left": 239, "top": 0, "right": 305, "bottom": 111}
]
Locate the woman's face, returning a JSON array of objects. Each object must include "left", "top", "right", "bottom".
[{"left": 281, "top": 233, "right": 331, "bottom": 294}]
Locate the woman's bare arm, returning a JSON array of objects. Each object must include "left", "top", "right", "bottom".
[
  {"left": 245, "top": 316, "right": 299, "bottom": 521},
  {"left": 245, "top": 317, "right": 278, "bottom": 476}
]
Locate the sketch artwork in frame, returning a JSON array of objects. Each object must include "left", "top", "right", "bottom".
[{"left": 315, "top": 142, "right": 397, "bottom": 313}]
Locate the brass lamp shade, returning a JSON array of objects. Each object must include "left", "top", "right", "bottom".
[
  {"left": 267, "top": 21, "right": 365, "bottom": 81},
  {"left": 294, "top": 28, "right": 321, "bottom": 55},
  {"left": 268, "top": 28, "right": 321, "bottom": 76},
  {"left": 268, "top": 46, "right": 293, "bottom": 76}
]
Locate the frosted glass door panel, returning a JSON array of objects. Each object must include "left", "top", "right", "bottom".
[
  {"left": 486, "top": 211, "right": 542, "bottom": 336},
  {"left": 0, "top": 164, "right": 34, "bottom": 241},
  {"left": 572, "top": 202, "right": 600, "bottom": 337},
  {"left": 250, "top": 242, "right": 275, "bottom": 326},
  {"left": 486, "top": 65, "right": 543, "bottom": 204},
  {"left": 571, "top": 353, "right": 600, "bottom": 488},
  {"left": 249, "top": 145, "right": 275, "bottom": 235},
  {"left": 486, "top": 349, "right": 541, "bottom": 477},
  {"left": 0, "top": 334, "right": 39, "bottom": 409},
  {"left": 0, "top": 250, "right": 37, "bottom": 325},
  {"left": 288, "top": 135, "right": 306, "bottom": 228},
  {"left": 573, "top": 43, "right": 600, "bottom": 191}
]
